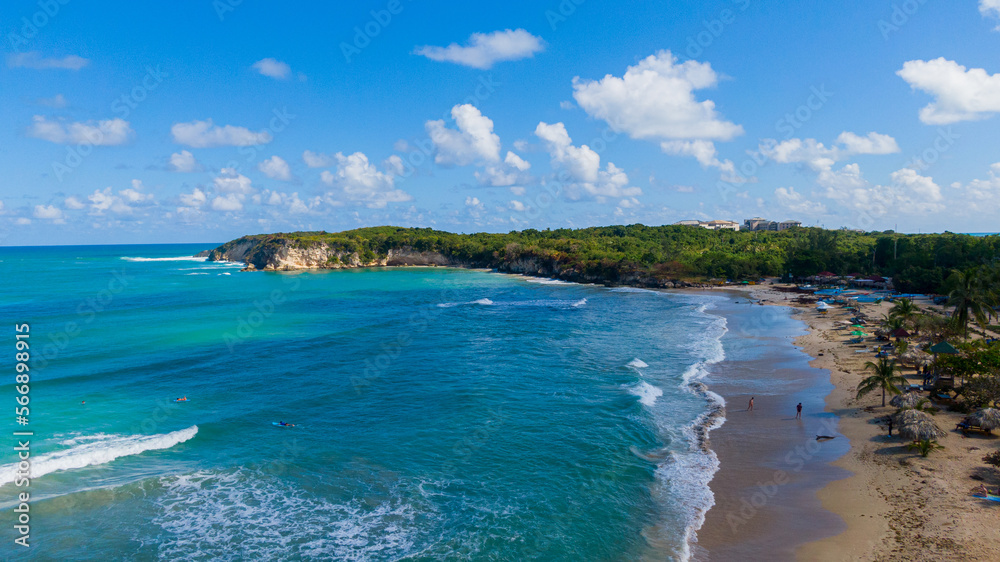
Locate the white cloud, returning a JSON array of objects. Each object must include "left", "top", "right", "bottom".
[
  {"left": 303, "top": 150, "right": 333, "bottom": 168},
  {"left": 321, "top": 152, "right": 413, "bottom": 208},
  {"left": 15, "top": 217, "right": 31, "bottom": 225},
  {"left": 169, "top": 150, "right": 202, "bottom": 172},
  {"left": 774, "top": 187, "right": 827, "bottom": 215},
  {"left": 760, "top": 132, "right": 901, "bottom": 171},
  {"left": 211, "top": 194, "right": 244, "bottom": 212},
  {"left": 572, "top": 50, "right": 743, "bottom": 141},
  {"left": 509, "top": 200, "right": 527, "bottom": 212},
  {"left": 8, "top": 52, "right": 89, "bottom": 70},
  {"left": 534, "top": 121, "right": 640, "bottom": 199},
  {"left": 27, "top": 115, "right": 132, "bottom": 145},
  {"left": 414, "top": 29, "right": 545, "bottom": 69},
  {"left": 178, "top": 188, "right": 208, "bottom": 208},
  {"left": 426, "top": 104, "right": 501, "bottom": 166},
  {"left": 897, "top": 58, "right": 1000, "bottom": 124},
  {"left": 384, "top": 154, "right": 405, "bottom": 176},
  {"left": 258, "top": 155, "right": 293, "bottom": 181},
  {"left": 660, "top": 140, "right": 735, "bottom": 175},
  {"left": 64, "top": 196, "right": 86, "bottom": 209},
  {"left": 86, "top": 185, "right": 153, "bottom": 215},
  {"left": 981, "top": 0, "right": 1000, "bottom": 26},
  {"left": 818, "top": 164, "right": 943, "bottom": 215},
  {"left": 33, "top": 204, "right": 65, "bottom": 222},
  {"left": 213, "top": 168, "right": 255, "bottom": 195},
  {"left": 476, "top": 151, "right": 532, "bottom": 186},
  {"left": 252, "top": 58, "right": 292, "bottom": 79},
  {"left": 37, "top": 94, "right": 68, "bottom": 108},
  {"left": 171, "top": 119, "right": 272, "bottom": 147},
  {"left": 465, "top": 196, "right": 483, "bottom": 208}
]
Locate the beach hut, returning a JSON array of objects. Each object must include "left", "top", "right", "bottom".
[
  {"left": 890, "top": 328, "right": 911, "bottom": 340},
  {"left": 929, "top": 341, "right": 960, "bottom": 378},
  {"left": 894, "top": 410, "right": 945, "bottom": 441},
  {"left": 890, "top": 392, "right": 923, "bottom": 409},
  {"left": 970, "top": 408, "right": 1000, "bottom": 431},
  {"left": 928, "top": 341, "right": 960, "bottom": 355}
]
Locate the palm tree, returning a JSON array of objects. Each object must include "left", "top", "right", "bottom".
[
  {"left": 946, "top": 268, "right": 996, "bottom": 337},
  {"left": 881, "top": 313, "right": 904, "bottom": 333},
  {"left": 857, "top": 357, "right": 908, "bottom": 407},
  {"left": 889, "top": 298, "right": 918, "bottom": 325}
]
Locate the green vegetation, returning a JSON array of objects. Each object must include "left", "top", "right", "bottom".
[
  {"left": 944, "top": 267, "right": 1000, "bottom": 336},
  {"left": 906, "top": 438, "right": 944, "bottom": 457},
  {"left": 857, "top": 358, "right": 907, "bottom": 407},
  {"left": 211, "top": 225, "right": 1000, "bottom": 292}
]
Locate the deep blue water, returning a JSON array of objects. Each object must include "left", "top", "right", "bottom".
[{"left": 1, "top": 244, "right": 731, "bottom": 560}]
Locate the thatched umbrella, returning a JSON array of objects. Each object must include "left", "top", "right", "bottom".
[
  {"left": 969, "top": 408, "right": 1000, "bottom": 431},
  {"left": 890, "top": 392, "right": 922, "bottom": 409},
  {"left": 893, "top": 409, "right": 944, "bottom": 440},
  {"left": 893, "top": 408, "right": 930, "bottom": 426}
]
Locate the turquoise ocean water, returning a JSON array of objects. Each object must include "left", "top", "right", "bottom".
[{"left": 1, "top": 244, "right": 734, "bottom": 561}]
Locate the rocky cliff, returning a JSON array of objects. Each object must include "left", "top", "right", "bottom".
[{"left": 206, "top": 234, "right": 701, "bottom": 288}]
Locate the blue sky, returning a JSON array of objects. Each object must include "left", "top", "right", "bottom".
[{"left": 3, "top": 0, "right": 1000, "bottom": 245}]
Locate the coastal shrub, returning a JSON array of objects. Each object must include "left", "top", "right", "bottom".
[
  {"left": 906, "top": 439, "right": 944, "bottom": 457},
  {"left": 985, "top": 451, "right": 1000, "bottom": 470}
]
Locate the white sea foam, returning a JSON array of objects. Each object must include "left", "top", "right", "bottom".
[
  {"left": 56, "top": 432, "right": 117, "bottom": 446},
  {"left": 122, "top": 256, "right": 208, "bottom": 262},
  {"left": 571, "top": 298, "right": 587, "bottom": 307},
  {"left": 153, "top": 468, "right": 423, "bottom": 561},
  {"left": 629, "top": 381, "right": 663, "bottom": 407},
  {"left": 522, "top": 277, "right": 572, "bottom": 285},
  {"left": 0, "top": 426, "right": 198, "bottom": 486},
  {"left": 671, "top": 300, "right": 729, "bottom": 561},
  {"left": 472, "top": 298, "right": 493, "bottom": 305},
  {"left": 627, "top": 358, "right": 649, "bottom": 369}
]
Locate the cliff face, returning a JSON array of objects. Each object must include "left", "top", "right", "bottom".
[
  {"left": 208, "top": 237, "right": 458, "bottom": 271},
  {"left": 207, "top": 235, "right": 698, "bottom": 288}
]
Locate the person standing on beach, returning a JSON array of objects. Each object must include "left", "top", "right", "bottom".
[
  {"left": 887, "top": 417, "right": 893, "bottom": 436},
  {"left": 748, "top": 397, "right": 754, "bottom": 411},
  {"left": 796, "top": 403, "right": 802, "bottom": 419}
]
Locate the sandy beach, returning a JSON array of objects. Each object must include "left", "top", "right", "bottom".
[{"left": 714, "top": 284, "right": 1000, "bottom": 561}]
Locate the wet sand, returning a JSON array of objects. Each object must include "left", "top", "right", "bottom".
[{"left": 693, "top": 295, "right": 850, "bottom": 560}]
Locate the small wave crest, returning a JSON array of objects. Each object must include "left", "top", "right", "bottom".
[
  {"left": 122, "top": 256, "right": 208, "bottom": 262},
  {"left": 627, "top": 358, "right": 649, "bottom": 369},
  {"left": 0, "top": 426, "right": 198, "bottom": 486},
  {"left": 629, "top": 381, "right": 663, "bottom": 407}
]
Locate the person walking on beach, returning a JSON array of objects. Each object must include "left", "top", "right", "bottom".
[
  {"left": 796, "top": 403, "right": 802, "bottom": 419},
  {"left": 748, "top": 397, "right": 754, "bottom": 411}
]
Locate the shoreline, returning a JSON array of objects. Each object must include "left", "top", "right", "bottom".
[
  {"left": 721, "top": 285, "right": 1000, "bottom": 561},
  {"left": 690, "top": 291, "right": 849, "bottom": 560}
]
